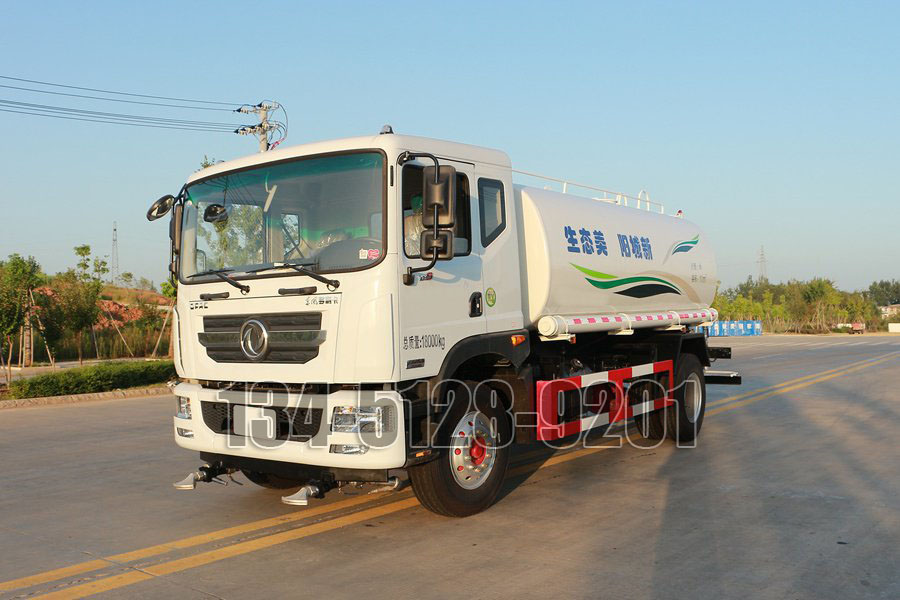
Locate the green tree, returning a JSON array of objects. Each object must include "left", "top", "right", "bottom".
[
  {"left": 57, "top": 246, "right": 108, "bottom": 365},
  {"left": 74, "top": 244, "right": 91, "bottom": 274},
  {"left": 713, "top": 276, "right": 880, "bottom": 333},
  {"left": 137, "top": 277, "right": 155, "bottom": 292},
  {"left": 53, "top": 270, "right": 102, "bottom": 365},
  {"left": 120, "top": 272, "right": 134, "bottom": 287},
  {"left": 31, "top": 289, "right": 66, "bottom": 363},
  {"left": 199, "top": 155, "right": 220, "bottom": 170},
  {"left": 160, "top": 280, "right": 177, "bottom": 299},
  {"left": 868, "top": 280, "right": 900, "bottom": 306},
  {"left": 0, "top": 254, "right": 42, "bottom": 383}
]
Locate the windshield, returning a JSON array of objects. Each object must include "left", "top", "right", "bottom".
[{"left": 180, "top": 151, "right": 385, "bottom": 281}]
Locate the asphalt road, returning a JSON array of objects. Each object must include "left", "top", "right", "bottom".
[{"left": 1, "top": 335, "right": 898, "bottom": 600}]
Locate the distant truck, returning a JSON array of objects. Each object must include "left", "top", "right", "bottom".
[
  {"left": 850, "top": 322, "right": 866, "bottom": 334},
  {"left": 147, "top": 130, "right": 740, "bottom": 516}
]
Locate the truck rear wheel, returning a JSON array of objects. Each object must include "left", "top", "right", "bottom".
[
  {"left": 408, "top": 382, "right": 511, "bottom": 517},
  {"left": 633, "top": 404, "right": 667, "bottom": 440},
  {"left": 666, "top": 353, "right": 706, "bottom": 443},
  {"left": 632, "top": 354, "right": 705, "bottom": 443},
  {"left": 241, "top": 470, "right": 304, "bottom": 489}
]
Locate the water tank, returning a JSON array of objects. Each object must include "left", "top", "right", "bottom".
[{"left": 516, "top": 186, "right": 717, "bottom": 327}]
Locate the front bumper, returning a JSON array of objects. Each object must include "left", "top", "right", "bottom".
[{"left": 172, "top": 382, "right": 406, "bottom": 470}]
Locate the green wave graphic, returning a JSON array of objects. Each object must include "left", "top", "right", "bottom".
[
  {"left": 585, "top": 276, "right": 681, "bottom": 293},
  {"left": 571, "top": 263, "right": 682, "bottom": 294},
  {"left": 570, "top": 264, "right": 617, "bottom": 279}
]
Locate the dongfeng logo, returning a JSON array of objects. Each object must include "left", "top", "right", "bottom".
[{"left": 239, "top": 319, "right": 269, "bottom": 361}]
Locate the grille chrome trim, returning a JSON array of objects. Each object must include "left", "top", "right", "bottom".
[
  {"left": 199, "top": 312, "right": 324, "bottom": 363},
  {"left": 198, "top": 330, "right": 326, "bottom": 349}
]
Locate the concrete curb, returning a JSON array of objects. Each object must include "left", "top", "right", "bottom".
[{"left": 0, "top": 385, "right": 172, "bottom": 410}]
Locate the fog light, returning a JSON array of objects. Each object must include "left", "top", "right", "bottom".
[
  {"left": 175, "top": 396, "right": 192, "bottom": 419},
  {"left": 331, "top": 406, "right": 390, "bottom": 433},
  {"left": 330, "top": 443, "right": 368, "bottom": 455},
  {"left": 176, "top": 427, "right": 194, "bottom": 438}
]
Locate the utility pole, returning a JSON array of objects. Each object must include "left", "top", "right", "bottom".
[
  {"left": 757, "top": 246, "right": 768, "bottom": 283},
  {"left": 235, "top": 102, "right": 281, "bottom": 152},
  {"left": 111, "top": 221, "right": 120, "bottom": 285}
]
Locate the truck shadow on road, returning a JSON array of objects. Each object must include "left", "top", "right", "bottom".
[{"left": 641, "top": 373, "right": 898, "bottom": 600}]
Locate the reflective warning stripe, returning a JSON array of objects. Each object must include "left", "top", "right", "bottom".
[{"left": 536, "top": 360, "right": 674, "bottom": 441}]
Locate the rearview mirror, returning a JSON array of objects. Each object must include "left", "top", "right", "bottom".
[
  {"left": 422, "top": 165, "right": 456, "bottom": 228},
  {"left": 421, "top": 229, "right": 454, "bottom": 260},
  {"left": 203, "top": 203, "right": 228, "bottom": 223},
  {"left": 170, "top": 204, "right": 183, "bottom": 255},
  {"left": 147, "top": 195, "right": 175, "bottom": 221}
]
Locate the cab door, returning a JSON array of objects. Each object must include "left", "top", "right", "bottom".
[
  {"left": 397, "top": 159, "right": 485, "bottom": 380},
  {"left": 473, "top": 166, "right": 524, "bottom": 333}
]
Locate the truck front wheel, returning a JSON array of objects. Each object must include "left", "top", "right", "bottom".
[{"left": 408, "top": 383, "right": 511, "bottom": 517}]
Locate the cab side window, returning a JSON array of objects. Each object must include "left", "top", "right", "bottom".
[
  {"left": 402, "top": 165, "right": 471, "bottom": 258},
  {"left": 478, "top": 178, "right": 506, "bottom": 247}
]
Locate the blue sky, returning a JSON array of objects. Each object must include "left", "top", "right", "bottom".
[{"left": 1, "top": 1, "right": 897, "bottom": 291}]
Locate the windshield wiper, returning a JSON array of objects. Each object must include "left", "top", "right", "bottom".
[
  {"left": 188, "top": 268, "right": 250, "bottom": 294},
  {"left": 248, "top": 261, "right": 340, "bottom": 290}
]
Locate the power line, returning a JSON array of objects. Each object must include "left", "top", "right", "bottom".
[
  {"left": 0, "top": 74, "right": 239, "bottom": 106},
  {"left": 0, "top": 83, "right": 235, "bottom": 111},
  {"left": 0, "top": 74, "right": 287, "bottom": 146},
  {"left": 0, "top": 99, "right": 239, "bottom": 128},
  {"left": 0, "top": 107, "right": 237, "bottom": 133},
  {"left": 235, "top": 102, "right": 286, "bottom": 152}
]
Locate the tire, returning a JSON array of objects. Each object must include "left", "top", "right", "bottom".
[
  {"left": 665, "top": 353, "right": 706, "bottom": 443},
  {"left": 408, "top": 381, "right": 511, "bottom": 517},
  {"left": 241, "top": 470, "right": 304, "bottom": 489},
  {"left": 633, "top": 404, "right": 667, "bottom": 441},
  {"left": 631, "top": 380, "right": 667, "bottom": 441}
]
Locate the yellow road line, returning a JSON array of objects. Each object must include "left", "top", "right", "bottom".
[
  {"left": 706, "top": 352, "right": 893, "bottom": 408},
  {"left": 34, "top": 438, "right": 634, "bottom": 600},
  {"left": 0, "top": 561, "right": 111, "bottom": 594},
  {"left": 0, "top": 491, "right": 394, "bottom": 593},
  {"left": 36, "top": 497, "right": 421, "bottom": 600},
  {"left": 11, "top": 350, "right": 898, "bottom": 598}
]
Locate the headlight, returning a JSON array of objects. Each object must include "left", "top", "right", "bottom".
[
  {"left": 175, "top": 396, "right": 192, "bottom": 419},
  {"left": 331, "top": 405, "right": 390, "bottom": 433}
]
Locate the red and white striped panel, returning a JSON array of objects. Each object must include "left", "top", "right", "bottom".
[{"left": 535, "top": 360, "right": 674, "bottom": 441}]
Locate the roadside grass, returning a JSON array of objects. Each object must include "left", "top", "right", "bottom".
[{"left": 7, "top": 360, "right": 175, "bottom": 399}]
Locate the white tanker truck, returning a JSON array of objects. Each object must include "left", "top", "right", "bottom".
[{"left": 147, "top": 129, "right": 740, "bottom": 517}]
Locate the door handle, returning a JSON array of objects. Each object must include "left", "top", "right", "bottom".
[{"left": 469, "top": 292, "right": 483, "bottom": 317}]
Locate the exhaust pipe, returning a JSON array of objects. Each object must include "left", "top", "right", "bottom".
[{"left": 368, "top": 476, "right": 404, "bottom": 494}]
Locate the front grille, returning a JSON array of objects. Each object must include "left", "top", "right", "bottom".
[
  {"left": 200, "top": 401, "right": 323, "bottom": 441},
  {"left": 198, "top": 312, "right": 324, "bottom": 364}
]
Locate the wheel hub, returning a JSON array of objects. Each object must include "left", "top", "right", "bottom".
[
  {"left": 684, "top": 372, "right": 703, "bottom": 423},
  {"left": 448, "top": 412, "right": 497, "bottom": 490},
  {"left": 469, "top": 436, "right": 487, "bottom": 465}
]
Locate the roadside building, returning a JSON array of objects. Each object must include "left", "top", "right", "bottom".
[{"left": 880, "top": 304, "right": 900, "bottom": 318}]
